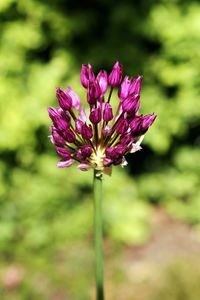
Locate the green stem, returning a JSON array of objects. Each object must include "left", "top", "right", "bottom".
[{"left": 93, "top": 170, "right": 104, "bottom": 300}]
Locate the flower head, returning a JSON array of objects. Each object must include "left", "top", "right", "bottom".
[{"left": 48, "top": 62, "right": 156, "bottom": 175}]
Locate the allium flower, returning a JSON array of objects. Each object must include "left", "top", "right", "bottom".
[{"left": 48, "top": 61, "right": 156, "bottom": 175}]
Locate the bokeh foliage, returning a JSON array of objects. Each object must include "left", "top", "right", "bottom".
[{"left": 0, "top": 0, "right": 200, "bottom": 299}]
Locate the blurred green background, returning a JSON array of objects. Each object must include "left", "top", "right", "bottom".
[{"left": 0, "top": 0, "right": 200, "bottom": 299}]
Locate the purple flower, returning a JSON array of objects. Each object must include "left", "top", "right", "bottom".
[
  {"left": 118, "top": 76, "right": 131, "bottom": 101},
  {"left": 81, "top": 123, "right": 93, "bottom": 140},
  {"left": 66, "top": 87, "right": 80, "bottom": 109},
  {"left": 56, "top": 146, "right": 71, "bottom": 160},
  {"left": 141, "top": 114, "right": 157, "bottom": 131},
  {"left": 129, "top": 75, "right": 143, "bottom": 95},
  {"left": 115, "top": 116, "right": 129, "bottom": 134},
  {"left": 51, "top": 127, "right": 65, "bottom": 146},
  {"left": 48, "top": 62, "right": 156, "bottom": 174},
  {"left": 103, "top": 103, "right": 113, "bottom": 122},
  {"left": 56, "top": 88, "right": 72, "bottom": 111},
  {"left": 97, "top": 70, "right": 108, "bottom": 95},
  {"left": 87, "top": 80, "right": 102, "bottom": 105},
  {"left": 108, "top": 61, "right": 122, "bottom": 87},
  {"left": 48, "top": 107, "right": 70, "bottom": 131},
  {"left": 121, "top": 94, "right": 140, "bottom": 114},
  {"left": 80, "top": 64, "right": 95, "bottom": 88},
  {"left": 76, "top": 145, "right": 92, "bottom": 160},
  {"left": 89, "top": 107, "right": 101, "bottom": 124},
  {"left": 57, "top": 159, "right": 74, "bottom": 168},
  {"left": 62, "top": 128, "right": 76, "bottom": 143},
  {"left": 119, "top": 75, "right": 143, "bottom": 101}
]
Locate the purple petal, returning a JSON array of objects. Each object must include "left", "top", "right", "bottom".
[
  {"left": 97, "top": 70, "right": 108, "bottom": 95},
  {"left": 77, "top": 163, "right": 91, "bottom": 171},
  {"left": 48, "top": 107, "right": 70, "bottom": 131},
  {"left": 89, "top": 107, "right": 101, "bottom": 124},
  {"left": 141, "top": 114, "right": 157, "bottom": 131},
  {"left": 128, "top": 75, "right": 143, "bottom": 95},
  {"left": 122, "top": 94, "right": 140, "bottom": 114},
  {"left": 76, "top": 145, "right": 92, "bottom": 161},
  {"left": 103, "top": 103, "right": 113, "bottom": 122},
  {"left": 57, "top": 159, "right": 74, "bottom": 168},
  {"left": 51, "top": 127, "right": 65, "bottom": 145},
  {"left": 81, "top": 123, "right": 93, "bottom": 140},
  {"left": 62, "top": 128, "right": 76, "bottom": 143},
  {"left": 118, "top": 76, "right": 131, "bottom": 101},
  {"left": 108, "top": 61, "right": 122, "bottom": 87},
  {"left": 115, "top": 116, "right": 129, "bottom": 134},
  {"left": 87, "top": 80, "right": 101, "bottom": 105},
  {"left": 56, "top": 146, "right": 71, "bottom": 160},
  {"left": 56, "top": 88, "right": 72, "bottom": 111},
  {"left": 75, "top": 119, "right": 84, "bottom": 134},
  {"left": 78, "top": 106, "right": 87, "bottom": 123},
  {"left": 66, "top": 86, "right": 80, "bottom": 110},
  {"left": 80, "top": 64, "right": 95, "bottom": 88}
]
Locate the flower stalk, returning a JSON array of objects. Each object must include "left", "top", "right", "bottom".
[{"left": 93, "top": 170, "right": 104, "bottom": 300}]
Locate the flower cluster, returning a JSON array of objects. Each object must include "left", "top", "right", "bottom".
[{"left": 48, "top": 62, "right": 156, "bottom": 175}]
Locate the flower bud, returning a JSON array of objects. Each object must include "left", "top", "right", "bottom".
[
  {"left": 76, "top": 145, "right": 92, "bottom": 161},
  {"left": 97, "top": 70, "right": 108, "bottom": 95},
  {"left": 48, "top": 107, "right": 59, "bottom": 122},
  {"left": 56, "top": 147, "right": 71, "bottom": 160},
  {"left": 130, "top": 116, "right": 142, "bottom": 131},
  {"left": 51, "top": 127, "right": 65, "bottom": 146},
  {"left": 118, "top": 76, "right": 131, "bottom": 101},
  {"left": 122, "top": 94, "right": 140, "bottom": 114},
  {"left": 105, "top": 145, "right": 126, "bottom": 160},
  {"left": 80, "top": 64, "right": 95, "bottom": 88},
  {"left": 66, "top": 86, "right": 80, "bottom": 109},
  {"left": 81, "top": 123, "right": 93, "bottom": 140},
  {"left": 89, "top": 107, "right": 101, "bottom": 124},
  {"left": 62, "top": 128, "right": 76, "bottom": 143},
  {"left": 56, "top": 88, "right": 72, "bottom": 111},
  {"left": 141, "top": 114, "right": 157, "bottom": 133},
  {"left": 87, "top": 80, "right": 101, "bottom": 105},
  {"left": 103, "top": 103, "right": 113, "bottom": 122},
  {"left": 129, "top": 75, "right": 143, "bottom": 95},
  {"left": 48, "top": 107, "right": 70, "bottom": 131},
  {"left": 105, "top": 145, "right": 127, "bottom": 165},
  {"left": 82, "top": 145, "right": 92, "bottom": 157},
  {"left": 108, "top": 61, "right": 122, "bottom": 87},
  {"left": 115, "top": 116, "right": 129, "bottom": 134},
  {"left": 120, "top": 132, "right": 133, "bottom": 144}
]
